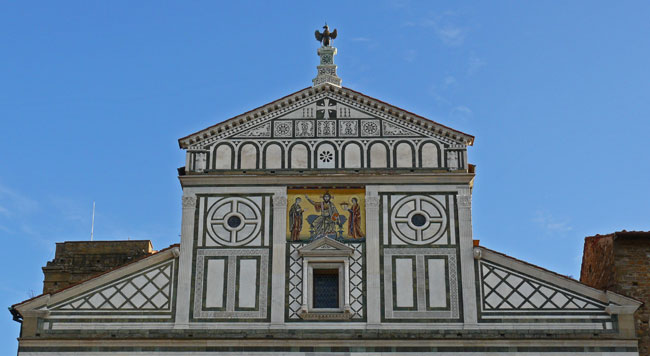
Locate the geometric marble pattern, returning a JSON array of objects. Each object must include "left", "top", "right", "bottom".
[
  {"left": 479, "top": 261, "right": 605, "bottom": 312},
  {"left": 53, "top": 260, "right": 174, "bottom": 311},
  {"left": 288, "top": 243, "right": 304, "bottom": 319},
  {"left": 382, "top": 247, "right": 459, "bottom": 320},
  {"left": 205, "top": 197, "right": 262, "bottom": 247},
  {"left": 390, "top": 195, "right": 448, "bottom": 245},
  {"left": 288, "top": 242, "right": 364, "bottom": 320},
  {"left": 193, "top": 248, "right": 269, "bottom": 319},
  {"left": 349, "top": 243, "right": 364, "bottom": 318}
]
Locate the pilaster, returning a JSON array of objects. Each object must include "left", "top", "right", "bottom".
[
  {"left": 174, "top": 194, "right": 196, "bottom": 327},
  {"left": 457, "top": 186, "right": 478, "bottom": 325},
  {"left": 271, "top": 192, "right": 288, "bottom": 326},
  {"left": 364, "top": 188, "right": 381, "bottom": 325}
]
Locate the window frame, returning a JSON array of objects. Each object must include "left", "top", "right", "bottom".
[{"left": 309, "top": 262, "right": 345, "bottom": 312}]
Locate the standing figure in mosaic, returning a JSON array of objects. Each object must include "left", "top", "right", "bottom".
[
  {"left": 305, "top": 192, "right": 339, "bottom": 238},
  {"left": 342, "top": 197, "right": 363, "bottom": 239},
  {"left": 288, "top": 197, "right": 304, "bottom": 241}
]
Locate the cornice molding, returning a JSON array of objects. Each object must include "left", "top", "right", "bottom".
[{"left": 178, "top": 84, "right": 474, "bottom": 149}]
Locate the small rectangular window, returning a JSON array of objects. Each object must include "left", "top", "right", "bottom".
[{"left": 312, "top": 269, "right": 339, "bottom": 309}]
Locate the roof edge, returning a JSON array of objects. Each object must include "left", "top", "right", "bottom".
[
  {"left": 178, "top": 84, "right": 475, "bottom": 149},
  {"left": 477, "top": 245, "right": 643, "bottom": 306},
  {"left": 12, "top": 244, "right": 180, "bottom": 312}
]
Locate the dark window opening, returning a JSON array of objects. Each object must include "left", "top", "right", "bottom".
[{"left": 313, "top": 269, "right": 339, "bottom": 309}]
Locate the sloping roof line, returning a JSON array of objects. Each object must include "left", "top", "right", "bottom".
[
  {"left": 178, "top": 84, "right": 475, "bottom": 149},
  {"left": 11, "top": 243, "right": 180, "bottom": 309},
  {"left": 479, "top": 245, "right": 584, "bottom": 284},
  {"left": 478, "top": 245, "right": 643, "bottom": 304}
]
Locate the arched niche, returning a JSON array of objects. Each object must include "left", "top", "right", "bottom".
[
  {"left": 315, "top": 141, "right": 338, "bottom": 169},
  {"left": 238, "top": 142, "right": 259, "bottom": 169},
  {"left": 263, "top": 143, "right": 284, "bottom": 169},
  {"left": 289, "top": 143, "right": 310, "bottom": 169},
  {"left": 342, "top": 142, "right": 363, "bottom": 168},
  {"left": 419, "top": 141, "right": 440, "bottom": 168},
  {"left": 213, "top": 143, "right": 234, "bottom": 170},
  {"left": 368, "top": 141, "right": 389, "bottom": 168},
  {"left": 394, "top": 141, "right": 415, "bottom": 168}
]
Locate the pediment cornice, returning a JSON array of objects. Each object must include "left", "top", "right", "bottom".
[
  {"left": 178, "top": 84, "right": 474, "bottom": 149},
  {"left": 298, "top": 237, "right": 354, "bottom": 257}
]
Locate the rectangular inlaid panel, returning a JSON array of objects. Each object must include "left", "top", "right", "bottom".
[
  {"left": 237, "top": 258, "right": 258, "bottom": 308},
  {"left": 383, "top": 248, "right": 459, "bottom": 320},
  {"left": 427, "top": 258, "right": 447, "bottom": 308},
  {"left": 193, "top": 249, "right": 269, "bottom": 320},
  {"left": 395, "top": 258, "right": 415, "bottom": 308},
  {"left": 205, "top": 259, "right": 226, "bottom": 308}
]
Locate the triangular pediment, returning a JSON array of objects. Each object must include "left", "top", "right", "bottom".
[
  {"left": 475, "top": 246, "right": 642, "bottom": 315},
  {"left": 178, "top": 84, "right": 473, "bottom": 149},
  {"left": 13, "top": 246, "right": 180, "bottom": 317},
  {"left": 298, "top": 237, "right": 354, "bottom": 257}
]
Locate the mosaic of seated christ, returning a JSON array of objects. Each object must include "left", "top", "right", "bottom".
[{"left": 287, "top": 188, "right": 365, "bottom": 242}]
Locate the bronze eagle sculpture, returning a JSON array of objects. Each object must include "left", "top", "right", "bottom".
[{"left": 315, "top": 24, "right": 337, "bottom": 47}]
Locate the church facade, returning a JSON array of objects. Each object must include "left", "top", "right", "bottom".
[{"left": 11, "top": 30, "right": 643, "bottom": 355}]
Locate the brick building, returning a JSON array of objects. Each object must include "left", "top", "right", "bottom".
[
  {"left": 42, "top": 240, "right": 153, "bottom": 294},
  {"left": 581, "top": 231, "right": 650, "bottom": 356}
]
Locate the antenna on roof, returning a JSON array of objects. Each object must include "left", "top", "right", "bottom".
[{"left": 90, "top": 201, "right": 95, "bottom": 241}]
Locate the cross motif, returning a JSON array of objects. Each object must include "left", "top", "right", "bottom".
[{"left": 316, "top": 98, "right": 337, "bottom": 119}]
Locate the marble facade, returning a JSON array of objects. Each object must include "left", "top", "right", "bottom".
[{"left": 10, "top": 39, "right": 643, "bottom": 356}]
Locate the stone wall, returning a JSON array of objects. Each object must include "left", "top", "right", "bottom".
[
  {"left": 581, "top": 231, "right": 650, "bottom": 356},
  {"left": 42, "top": 240, "right": 153, "bottom": 294}
]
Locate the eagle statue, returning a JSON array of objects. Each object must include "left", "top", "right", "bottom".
[{"left": 315, "top": 24, "right": 337, "bottom": 47}]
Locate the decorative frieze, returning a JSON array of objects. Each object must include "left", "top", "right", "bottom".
[{"left": 273, "top": 121, "right": 293, "bottom": 137}]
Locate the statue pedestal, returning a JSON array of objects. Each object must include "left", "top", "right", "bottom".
[{"left": 312, "top": 46, "right": 342, "bottom": 87}]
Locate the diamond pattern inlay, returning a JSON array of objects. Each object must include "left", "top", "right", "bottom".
[
  {"left": 288, "top": 243, "right": 304, "bottom": 319},
  {"left": 288, "top": 242, "right": 364, "bottom": 319},
  {"left": 53, "top": 261, "right": 174, "bottom": 311},
  {"left": 480, "top": 261, "right": 604, "bottom": 312}
]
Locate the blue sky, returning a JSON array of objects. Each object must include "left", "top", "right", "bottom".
[{"left": 1, "top": 0, "right": 650, "bottom": 351}]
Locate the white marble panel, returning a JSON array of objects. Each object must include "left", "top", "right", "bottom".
[
  {"left": 369, "top": 143, "right": 387, "bottom": 168},
  {"left": 265, "top": 144, "right": 282, "bottom": 169},
  {"left": 291, "top": 144, "right": 309, "bottom": 168},
  {"left": 239, "top": 143, "right": 258, "bottom": 169},
  {"left": 344, "top": 143, "right": 362, "bottom": 168},
  {"left": 420, "top": 142, "right": 439, "bottom": 168},
  {"left": 205, "top": 259, "right": 225, "bottom": 308},
  {"left": 237, "top": 259, "right": 258, "bottom": 308},
  {"left": 214, "top": 145, "right": 232, "bottom": 169},
  {"left": 395, "top": 258, "right": 414, "bottom": 308},
  {"left": 395, "top": 142, "right": 413, "bottom": 168},
  {"left": 427, "top": 258, "right": 447, "bottom": 308}
]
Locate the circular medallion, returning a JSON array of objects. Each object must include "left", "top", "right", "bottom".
[
  {"left": 205, "top": 197, "right": 262, "bottom": 246},
  {"left": 390, "top": 195, "right": 448, "bottom": 245}
]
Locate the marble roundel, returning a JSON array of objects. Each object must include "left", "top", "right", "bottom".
[
  {"left": 390, "top": 195, "right": 448, "bottom": 245},
  {"left": 206, "top": 197, "right": 262, "bottom": 246}
]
